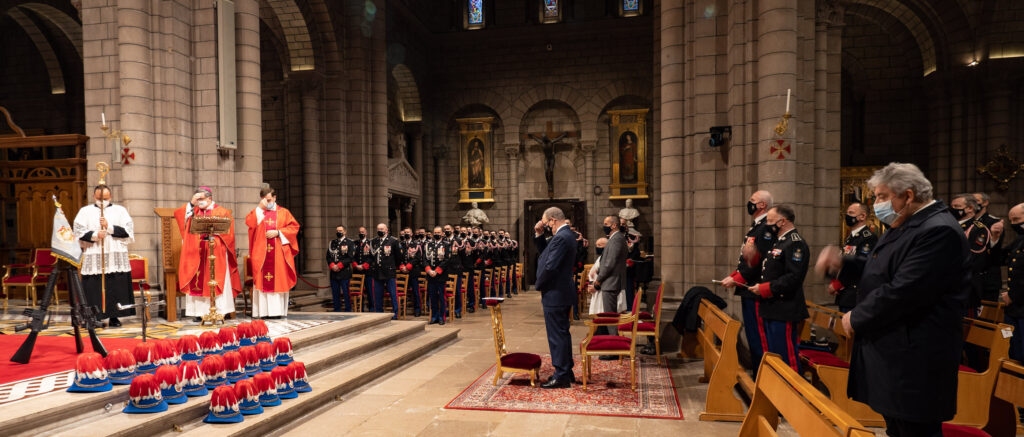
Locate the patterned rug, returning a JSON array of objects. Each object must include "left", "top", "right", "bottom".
[{"left": 445, "top": 355, "right": 683, "bottom": 420}]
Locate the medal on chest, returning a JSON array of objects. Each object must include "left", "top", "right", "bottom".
[{"left": 383, "top": 245, "right": 391, "bottom": 256}]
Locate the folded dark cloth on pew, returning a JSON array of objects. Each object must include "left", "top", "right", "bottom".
[{"left": 672, "top": 286, "right": 727, "bottom": 333}]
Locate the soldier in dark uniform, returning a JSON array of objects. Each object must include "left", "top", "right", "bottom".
[
  {"left": 423, "top": 226, "right": 452, "bottom": 325},
  {"left": 399, "top": 227, "right": 423, "bottom": 317},
  {"left": 624, "top": 229, "right": 643, "bottom": 311},
  {"left": 369, "top": 223, "right": 403, "bottom": 319},
  {"left": 828, "top": 203, "right": 878, "bottom": 312},
  {"left": 975, "top": 192, "right": 1006, "bottom": 302},
  {"left": 720, "top": 190, "right": 776, "bottom": 372},
  {"left": 443, "top": 224, "right": 464, "bottom": 318},
  {"left": 1001, "top": 203, "right": 1024, "bottom": 362},
  {"left": 353, "top": 226, "right": 371, "bottom": 310},
  {"left": 472, "top": 227, "right": 486, "bottom": 305},
  {"left": 460, "top": 226, "right": 477, "bottom": 313},
  {"left": 746, "top": 204, "right": 810, "bottom": 373},
  {"left": 952, "top": 194, "right": 993, "bottom": 310},
  {"left": 326, "top": 225, "right": 356, "bottom": 312}
]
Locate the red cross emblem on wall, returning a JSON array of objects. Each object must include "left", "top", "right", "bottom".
[
  {"left": 770, "top": 139, "right": 791, "bottom": 160},
  {"left": 121, "top": 147, "right": 135, "bottom": 165}
]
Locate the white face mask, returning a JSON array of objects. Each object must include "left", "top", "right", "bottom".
[
  {"left": 96, "top": 200, "right": 110, "bottom": 207},
  {"left": 197, "top": 200, "right": 210, "bottom": 209}
]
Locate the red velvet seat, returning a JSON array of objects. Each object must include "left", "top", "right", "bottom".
[
  {"left": 958, "top": 365, "right": 977, "bottom": 373},
  {"left": 587, "top": 335, "right": 633, "bottom": 351},
  {"left": 799, "top": 349, "right": 850, "bottom": 369},
  {"left": 3, "top": 248, "right": 57, "bottom": 310},
  {"left": 500, "top": 352, "right": 541, "bottom": 369},
  {"left": 941, "top": 423, "right": 991, "bottom": 437},
  {"left": 618, "top": 321, "right": 655, "bottom": 332}
]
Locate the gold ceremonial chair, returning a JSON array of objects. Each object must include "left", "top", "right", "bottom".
[
  {"left": 483, "top": 268, "right": 494, "bottom": 299},
  {"left": 516, "top": 262, "right": 524, "bottom": 292},
  {"left": 2, "top": 248, "right": 57, "bottom": 310},
  {"left": 349, "top": 273, "right": 365, "bottom": 312},
  {"left": 418, "top": 276, "right": 428, "bottom": 317},
  {"left": 474, "top": 270, "right": 483, "bottom": 301},
  {"left": 487, "top": 297, "right": 541, "bottom": 386},
  {"left": 394, "top": 273, "right": 409, "bottom": 319},
  {"left": 460, "top": 271, "right": 469, "bottom": 315},
  {"left": 129, "top": 254, "right": 152, "bottom": 323},
  {"left": 580, "top": 292, "right": 642, "bottom": 391},
  {"left": 619, "top": 284, "right": 665, "bottom": 364},
  {"left": 444, "top": 274, "right": 458, "bottom": 322}
]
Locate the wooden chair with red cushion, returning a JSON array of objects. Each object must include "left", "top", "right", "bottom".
[
  {"left": 418, "top": 277, "right": 428, "bottom": 317},
  {"left": 619, "top": 284, "right": 664, "bottom": 364},
  {"left": 486, "top": 297, "right": 540, "bottom": 386},
  {"left": 128, "top": 254, "right": 151, "bottom": 323},
  {"left": 580, "top": 292, "right": 642, "bottom": 391},
  {"left": 444, "top": 274, "right": 458, "bottom": 322},
  {"left": 349, "top": 274, "right": 365, "bottom": 312},
  {"left": 2, "top": 248, "right": 56, "bottom": 310},
  {"left": 460, "top": 271, "right": 469, "bottom": 315}
]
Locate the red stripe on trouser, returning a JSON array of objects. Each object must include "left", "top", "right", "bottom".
[
  {"left": 754, "top": 302, "right": 769, "bottom": 357},
  {"left": 785, "top": 322, "right": 798, "bottom": 372}
]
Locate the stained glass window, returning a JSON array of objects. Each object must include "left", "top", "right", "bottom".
[
  {"left": 623, "top": 0, "right": 639, "bottom": 12},
  {"left": 543, "top": 0, "right": 559, "bottom": 18},
  {"left": 468, "top": 0, "right": 484, "bottom": 25}
]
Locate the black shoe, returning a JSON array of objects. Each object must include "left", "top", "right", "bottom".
[
  {"left": 439, "top": 319, "right": 446, "bottom": 326},
  {"left": 108, "top": 317, "right": 122, "bottom": 327},
  {"left": 640, "top": 345, "right": 656, "bottom": 355},
  {"left": 428, "top": 320, "right": 438, "bottom": 325},
  {"left": 599, "top": 355, "right": 618, "bottom": 361},
  {"left": 541, "top": 378, "right": 570, "bottom": 389},
  {"left": 192, "top": 317, "right": 202, "bottom": 323},
  {"left": 455, "top": 313, "right": 462, "bottom": 319},
  {"left": 414, "top": 310, "right": 422, "bottom": 317},
  {"left": 467, "top": 307, "right": 475, "bottom": 313}
]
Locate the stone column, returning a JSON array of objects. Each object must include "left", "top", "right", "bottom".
[
  {"left": 579, "top": 139, "right": 596, "bottom": 232},
  {"left": 503, "top": 143, "right": 520, "bottom": 237},
  {"left": 413, "top": 127, "right": 425, "bottom": 227},
  {"left": 235, "top": 0, "right": 264, "bottom": 256},
  {"left": 756, "top": 0, "right": 800, "bottom": 202},
  {"left": 432, "top": 144, "right": 448, "bottom": 224},
  {"left": 302, "top": 85, "right": 324, "bottom": 274},
  {"left": 658, "top": 0, "right": 685, "bottom": 297}
]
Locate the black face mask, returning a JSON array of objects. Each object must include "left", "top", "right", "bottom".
[
  {"left": 747, "top": 201, "right": 758, "bottom": 216},
  {"left": 358, "top": 233, "right": 366, "bottom": 240},
  {"left": 544, "top": 225, "right": 552, "bottom": 233},
  {"left": 433, "top": 234, "right": 442, "bottom": 240},
  {"left": 377, "top": 231, "right": 385, "bottom": 237},
  {"left": 602, "top": 225, "right": 613, "bottom": 235},
  {"left": 844, "top": 215, "right": 859, "bottom": 227},
  {"left": 595, "top": 248, "right": 604, "bottom": 257},
  {"left": 766, "top": 221, "right": 781, "bottom": 236},
  {"left": 951, "top": 208, "right": 968, "bottom": 220},
  {"left": 336, "top": 232, "right": 344, "bottom": 238},
  {"left": 444, "top": 230, "right": 452, "bottom": 237},
  {"left": 1013, "top": 222, "right": 1024, "bottom": 236},
  {"left": 417, "top": 234, "right": 425, "bottom": 240}
]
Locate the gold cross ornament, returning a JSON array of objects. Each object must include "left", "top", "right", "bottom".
[{"left": 264, "top": 272, "right": 274, "bottom": 281}]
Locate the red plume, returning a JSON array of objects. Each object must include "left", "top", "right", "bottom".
[
  {"left": 199, "top": 331, "right": 223, "bottom": 354},
  {"left": 222, "top": 351, "right": 244, "bottom": 374},
  {"left": 255, "top": 342, "right": 275, "bottom": 361},
  {"left": 200, "top": 355, "right": 226, "bottom": 379},
  {"left": 210, "top": 385, "right": 239, "bottom": 411},
  {"left": 234, "top": 379, "right": 260, "bottom": 402},
  {"left": 132, "top": 342, "right": 156, "bottom": 366},
  {"left": 218, "top": 327, "right": 239, "bottom": 347},
  {"left": 75, "top": 352, "right": 108, "bottom": 379},
  {"left": 128, "top": 373, "right": 161, "bottom": 400},
  {"left": 104, "top": 348, "right": 137, "bottom": 373},
  {"left": 253, "top": 372, "right": 276, "bottom": 394},
  {"left": 154, "top": 365, "right": 182, "bottom": 390},
  {"left": 177, "top": 335, "right": 202, "bottom": 355}
]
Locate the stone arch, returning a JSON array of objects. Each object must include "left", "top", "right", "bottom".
[
  {"left": 262, "top": 0, "right": 315, "bottom": 71},
  {"left": 440, "top": 89, "right": 510, "bottom": 143},
  {"left": 391, "top": 64, "right": 421, "bottom": 122},
  {"left": 6, "top": 7, "right": 64, "bottom": 94},
  {"left": 506, "top": 84, "right": 592, "bottom": 143},
  {"left": 587, "top": 80, "right": 653, "bottom": 140},
  {"left": 17, "top": 3, "right": 81, "bottom": 58},
  {"left": 845, "top": 0, "right": 937, "bottom": 75},
  {"left": 518, "top": 100, "right": 583, "bottom": 200}
]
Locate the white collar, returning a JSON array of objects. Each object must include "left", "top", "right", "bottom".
[
  {"left": 754, "top": 213, "right": 768, "bottom": 223},
  {"left": 912, "top": 200, "right": 936, "bottom": 216},
  {"left": 850, "top": 225, "right": 866, "bottom": 236},
  {"left": 555, "top": 223, "right": 569, "bottom": 235},
  {"left": 778, "top": 228, "right": 795, "bottom": 239},
  {"left": 958, "top": 217, "right": 971, "bottom": 225}
]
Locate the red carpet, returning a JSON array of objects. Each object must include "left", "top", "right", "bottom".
[
  {"left": 0, "top": 335, "right": 141, "bottom": 385},
  {"left": 445, "top": 355, "right": 683, "bottom": 420}
]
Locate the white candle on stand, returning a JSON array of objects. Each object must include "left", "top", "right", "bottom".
[
  {"left": 785, "top": 89, "right": 791, "bottom": 114},
  {"left": 101, "top": 112, "right": 106, "bottom": 126}
]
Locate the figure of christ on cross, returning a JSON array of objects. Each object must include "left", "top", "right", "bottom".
[{"left": 525, "top": 121, "right": 578, "bottom": 198}]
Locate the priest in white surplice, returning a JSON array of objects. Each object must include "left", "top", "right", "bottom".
[
  {"left": 244, "top": 185, "right": 300, "bottom": 318},
  {"left": 73, "top": 184, "right": 135, "bottom": 327},
  {"left": 174, "top": 186, "right": 241, "bottom": 322}
]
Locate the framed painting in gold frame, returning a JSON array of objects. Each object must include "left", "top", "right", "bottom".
[
  {"left": 458, "top": 117, "right": 495, "bottom": 204},
  {"left": 608, "top": 109, "right": 648, "bottom": 199}
]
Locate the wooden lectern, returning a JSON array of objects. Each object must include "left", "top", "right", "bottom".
[
  {"left": 189, "top": 216, "right": 232, "bottom": 325},
  {"left": 154, "top": 208, "right": 182, "bottom": 321}
]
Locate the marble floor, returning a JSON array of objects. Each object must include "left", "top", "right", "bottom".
[{"left": 278, "top": 291, "right": 803, "bottom": 437}]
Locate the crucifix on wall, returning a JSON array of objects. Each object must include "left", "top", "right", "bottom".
[{"left": 524, "top": 121, "right": 578, "bottom": 198}]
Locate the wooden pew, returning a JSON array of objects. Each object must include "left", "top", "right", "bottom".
[
  {"left": 798, "top": 302, "right": 883, "bottom": 427},
  {"left": 697, "top": 299, "right": 754, "bottom": 422},
  {"left": 951, "top": 318, "right": 1012, "bottom": 427},
  {"left": 979, "top": 359, "right": 1024, "bottom": 437},
  {"left": 739, "top": 353, "right": 875, "bottom": 437},
  {"left": 978, "top": 300, "right": 1006, "bottom": 324}
]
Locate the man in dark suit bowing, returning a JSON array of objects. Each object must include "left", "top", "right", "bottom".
[{"left": 534, "top": 207, "right": 578, "bottom": 389}]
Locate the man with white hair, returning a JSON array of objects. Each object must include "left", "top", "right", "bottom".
[
  {"left": 533, "top": 207, "right": 578, "bottom": 388},
  {"left": 816, "top": 163, "right": 969, "bottom": 436},
  {"left": 719, "top": 189, "right": 775, "bottom": 371}
]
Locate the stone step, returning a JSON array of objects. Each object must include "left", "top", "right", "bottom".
[
  {"left": 170, "top": 328, "right": 458, "bottom": 437},
  {"left": 38, "top": 320, "right": 451, "bottom": 437},
  {"left": 0, "top": 313, "right": 393, "bottom": 437}
]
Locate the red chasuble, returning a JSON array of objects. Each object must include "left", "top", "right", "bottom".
[
  {"left": 175, "top": 203, "right": 242, "bottom": 297},
  {"left": 245, "top": 206, "right": 299, "bottom": 293}
]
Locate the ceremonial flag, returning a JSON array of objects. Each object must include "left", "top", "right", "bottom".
[{"left": 51, "top": 195, "right": 82, "bottom": 268}]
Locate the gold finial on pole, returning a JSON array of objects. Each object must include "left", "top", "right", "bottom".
[{"left": 97, "top": 162, "right": 110, "bottom": 185}]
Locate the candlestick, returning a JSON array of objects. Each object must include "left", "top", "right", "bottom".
[{"left": 785, "top": 89, "right": 791, "bottom": 114}]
